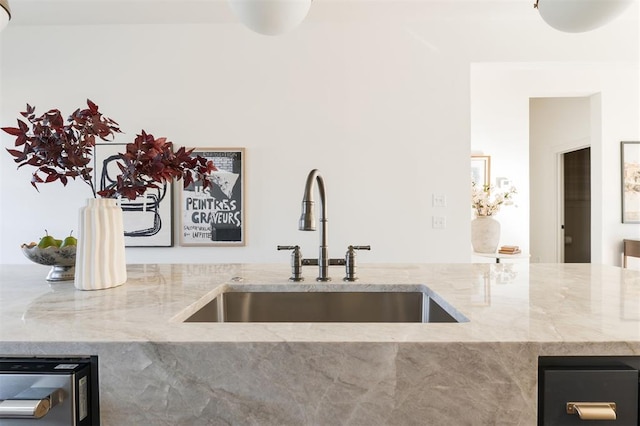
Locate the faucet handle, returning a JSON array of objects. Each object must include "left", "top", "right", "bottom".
[
  {"left": 277, "top": 245, "right": 304, "bottom": 281},
  {"left": 344, "top": 245, "right": 371, "bottom": 281}
]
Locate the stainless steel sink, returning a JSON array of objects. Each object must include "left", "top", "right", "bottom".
[{"left": 184, "top": 289, "right": 467, "bottom": 323}]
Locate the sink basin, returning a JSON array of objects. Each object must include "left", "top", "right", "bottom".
[{"left": 184, "top": 288, "right": 467, "bottom": 323}]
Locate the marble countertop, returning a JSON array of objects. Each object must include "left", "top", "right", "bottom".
[{"left": 2, "top": 262, "right": 640, "bottom": 344}]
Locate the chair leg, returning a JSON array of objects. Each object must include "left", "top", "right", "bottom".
[{"left": 624, "top": 255, "right": 627, "bottom": 268}]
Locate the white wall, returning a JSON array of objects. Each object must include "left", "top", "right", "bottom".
[{"left": 0, "top": 1, "right": 638, "bottom": 266}]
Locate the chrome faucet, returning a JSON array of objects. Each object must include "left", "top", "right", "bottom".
[{"left": 299, "top": 169, "right": 330, "bottom": 281}]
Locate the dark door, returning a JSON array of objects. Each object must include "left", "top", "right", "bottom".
[{"left": 563, "top": 148, "right": 591, "bottom": 263}]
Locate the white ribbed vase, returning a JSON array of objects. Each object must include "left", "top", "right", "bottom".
[
  {"left": 471, "top": 215, "right": 501, "bottom": 254},
  {"left": 74, "top": 198, "right": 127, "bottom": 291}
]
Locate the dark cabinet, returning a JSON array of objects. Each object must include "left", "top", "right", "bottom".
[{"left": 539, "top": 357, "right": 640, "bottom": 426}]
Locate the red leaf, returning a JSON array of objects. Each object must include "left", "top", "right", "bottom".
[
  {"left": 6, "top": 148, "right": 23, "bottom": 158},
  {"left": 1, "top": 126, "right": 22, "bottom": 136},
  {"left": 87, "top": 99, "right": 98, "bottom": 113},
  {"left": 201, "top": 178, "right": 212, "bottom": 191},
  {"left": 97, "top": 188, "right": 116, "bottom": 198},
  {"left": 183, "top": 174, "right": 194, "bottom": 188},
  {"left": 15, "top": 135, "right": 27, "bottom": 146},
  {"left": 45, "top": 174, "right": 59, "bottom": 183},
  {"left": 5, "top": 101, "right": 219, "bottom": 200}
]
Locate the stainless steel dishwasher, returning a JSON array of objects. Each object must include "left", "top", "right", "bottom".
[{"left": 0, "top": 357, "right": 99, "bottom": 425}]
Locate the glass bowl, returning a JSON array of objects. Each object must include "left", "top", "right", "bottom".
[{"left": 21, "top": 243, "right": 77, "bottom": 282}]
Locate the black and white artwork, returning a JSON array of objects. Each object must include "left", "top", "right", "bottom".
[
  {"left": 180, "top": 148, "right": 244, "bottom": 246},
  {"left": 94, "top": 143, "right": 173, "bottom": 247}
]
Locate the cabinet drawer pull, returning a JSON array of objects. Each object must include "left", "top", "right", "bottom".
[
  {"left": 0, "top": 388, "right": 63, "bottom": 419},
  {"left": 566, "top": 402, "right": 617, "bottom": 420},
  {"left": 0, "top": 399, "right": 51, "bottom": 419}
]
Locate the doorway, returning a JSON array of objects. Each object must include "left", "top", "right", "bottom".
[
  {"left": 529, "top": 95, "right": 594, "bottom": 263},
  {"left": 561, "top": 147, "right": 591, "bottom": 263}
]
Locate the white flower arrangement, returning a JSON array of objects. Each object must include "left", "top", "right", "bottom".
[{"left": 471, "top": 181, "right": 516, "bottom": 217}]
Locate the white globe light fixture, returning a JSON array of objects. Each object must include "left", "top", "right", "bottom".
[
  {"left": 0, "top": 0, "right": 11, "bottom": 32},
  {"left": 535, "top": 0, "right": 634, "bottom": 33},
  {"left": 227, "top": 0, "right": 312, "bottom": 36}
]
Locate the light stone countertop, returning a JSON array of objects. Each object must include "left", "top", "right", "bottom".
[
  {"left": 3, "top": 262, "right": 640, "bottom": 425},
  {"left": 2, "top": 262, "right": 640, "bottom": 344}
]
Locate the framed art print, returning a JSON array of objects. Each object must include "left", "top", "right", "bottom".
[
  {"left": 94, "top": 143, "right": 174, "bottom": 247},
  {"left": 180, "top": 148, "right": 245, "bottom": 246},
  {"left": 471, "top": 155, "right": 491, "bottom": 187},
  {"left": 621, "top": 141, "right": 640, "bottom": 223}
]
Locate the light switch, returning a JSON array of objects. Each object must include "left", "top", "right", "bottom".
[
  {"left": 432, "top": 194, "right": 447, "bottom": 207},
  {"left": 432, "top": 216, "right": 446, "bottom": 229}
]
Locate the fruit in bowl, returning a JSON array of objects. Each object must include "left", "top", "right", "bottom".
[{"left": 21, "top": 231, "right": 77, "bottom": 281}]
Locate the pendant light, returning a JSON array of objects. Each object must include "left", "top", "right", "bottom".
[
  {"left": 227, "top": 0, "right": 312, "bottom": 36},
  {"left": 534, "top": 0, "right": 633, "bottom": 33},
  {"left": 0, "top": 0, "right": 10, "bottom": 32}
]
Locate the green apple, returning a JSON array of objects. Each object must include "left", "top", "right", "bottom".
[
  {"left": 60, "top": 231, "right": 77, "bottom": 248},
  {"left": 37, "top": 230, "right": 58, "bottom": 249}
]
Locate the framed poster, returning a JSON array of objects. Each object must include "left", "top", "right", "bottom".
[
  {"left": 621, "top": 141, "right": 640, "bottom": 223},
  {"left": 94, "top": 143, "right": 173, "bottom": 247},
  {"left": 471, "top": 155, "right": 491, "bottom": 187},
  {"left": 180, "top": 148, "right": 244, "bottom": 246}
]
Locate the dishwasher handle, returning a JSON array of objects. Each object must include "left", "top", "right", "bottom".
[{"left": 0, "top": 387, "right": 64, "bottom": 419}]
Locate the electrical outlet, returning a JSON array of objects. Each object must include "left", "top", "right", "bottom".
[
  {"left": 432, "top": 216, "right": 446, "bottom": 229},
  {"left": 432, "top": 194, "right": 447, "bottom": 207}
]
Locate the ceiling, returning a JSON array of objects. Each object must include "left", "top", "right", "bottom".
[
  {"left": 9, "top": 1, "right": 235, "bottom": 25},
  {"left": 6, "top": 0, "right": 540, "bottom": 26}
]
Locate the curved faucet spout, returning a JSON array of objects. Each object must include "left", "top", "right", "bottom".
[{"left": 299, "top": 169, "right": 330, "bottom": 281}]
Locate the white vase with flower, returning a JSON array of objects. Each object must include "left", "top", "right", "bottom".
[
  {"left": 471, "top": 182, "right": 516, "bottom": 254},
  {"left": 3, "top": 100, "right": 217, "bottom": 290}
]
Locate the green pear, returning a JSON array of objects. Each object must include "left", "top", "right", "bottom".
[
  {"left": 37, "top": 230, "right": 57, "bottom": 249},
  {"left": 60, "top": 231, "right": 77, "bottom": 248}
]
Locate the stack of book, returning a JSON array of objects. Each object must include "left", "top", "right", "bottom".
[{"left": 499, "top": 245, "right": 521, "bottom": 254}]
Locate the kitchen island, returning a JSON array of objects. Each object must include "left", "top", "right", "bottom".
[{"left": 1, "top": 262, "right": 639, "bottom": 425}]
